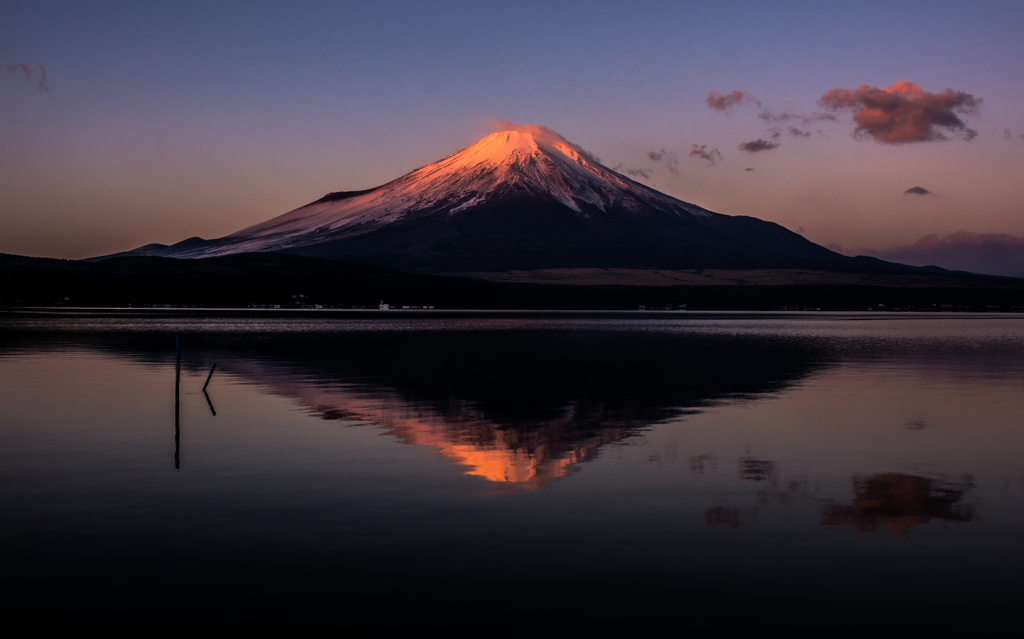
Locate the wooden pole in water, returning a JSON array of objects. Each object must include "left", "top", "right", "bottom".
[
  {"left": 203, "top": 364, "right": 216, "bottom": 391},
  {"left": 202, "top": 363, "right": 217, "bottom": 416},
  {"left": 203, "top": 388, "right": 216, "bottom": 416},
  {"left": 174, "top": 335, "right": 180, "bottom": 469}
]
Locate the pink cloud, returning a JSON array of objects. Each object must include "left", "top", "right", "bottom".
[
  {"left": 706, "top": 90, "right": 761, "bottom": 111},
  {"left": 818, "top": 81, "right": 980, "bottom": 143}
]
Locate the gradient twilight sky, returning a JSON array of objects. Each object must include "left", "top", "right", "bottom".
[{"left": 2, "top": 0, "right": 1024, "bottom": 270}]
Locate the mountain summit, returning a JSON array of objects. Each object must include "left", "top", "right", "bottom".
[{"left": 111, "top": 125, "right": 864, "bottom": 273}]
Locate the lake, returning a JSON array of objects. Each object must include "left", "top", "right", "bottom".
[{"left": 2, "top": 311, "right": 1022, "bottom": 630}]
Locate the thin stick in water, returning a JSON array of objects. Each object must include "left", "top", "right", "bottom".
[
  {"left": 175, "top": 351, "right": 180, "bottom": 469},
  {"left": 203, "top": 364, "right": 217, "bottom": 391},
  {"left": 203, "top": 388, "right": 216, "bottom": 416}
]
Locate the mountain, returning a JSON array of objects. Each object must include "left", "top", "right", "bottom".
[{"left": 105, "top": 125, "right": 914, "bottom": 274}]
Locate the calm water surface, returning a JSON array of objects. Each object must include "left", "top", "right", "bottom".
[{"left": 2, "top": 313, "right": 1023, "bottom": 629}]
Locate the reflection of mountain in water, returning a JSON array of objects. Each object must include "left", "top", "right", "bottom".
[
  {"left": 822, "top": 472, "right": 975, "bottom": 534},
  {"left": 315, "top": 389, "right": 635, "bottom": 488},
  {"left": 6, "top": 322, "right": 831, "bottom": 489}
]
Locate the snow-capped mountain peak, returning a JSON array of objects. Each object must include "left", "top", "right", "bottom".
[
  {"left": 107, "top": 123, "right": 845, "bottom": 275},
  {"left": 155, "top": 126, "right": 709, "bottom": 258}
]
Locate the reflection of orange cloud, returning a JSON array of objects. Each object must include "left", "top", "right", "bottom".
[
  {"left": 822, "top": 473, "right": 974, "bottom": 535},
  {"left": 819, "top": 81, "right": 981, "bottom": 143},
  {"left": 738, "top": 457, "right": 777, "bottom": 482},
  {"left": 688, "top": 453, "right": 718, "bottom": 474}
]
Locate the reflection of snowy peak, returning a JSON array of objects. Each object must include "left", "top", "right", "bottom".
[{"left": 113, "top": 125, "right": 850, "bottom": 273}]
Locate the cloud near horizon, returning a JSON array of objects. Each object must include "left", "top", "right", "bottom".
[
  {"left": 2, "top": 60, "right": 48, "bottom": 91},
  {"left": 904, "top": 186, "right": 932, "bottom": 195},
  {"left": 706, "top": 90, "right": 761, "bottom": 111},
  {"left": 688, "top": 144, "right": 723, "bottom": 166},
  {"left": 832, "top": 231, "right": 1024, "bottom": 278},
  {"left": 738, "top": 139, "right": 779, "bottom": 153},
  {"left": 818, "top": 81, "right": 980, "bottom": 143}
]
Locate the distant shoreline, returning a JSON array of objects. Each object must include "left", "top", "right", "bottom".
[
  {"left": 3, "top": 306, "right": 1022, "bottom": 320},
  {"left": 4, "top": 252, "right": 1023, "bottom": 312}
]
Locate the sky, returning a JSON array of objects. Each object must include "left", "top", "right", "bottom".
[{"left": 2, "top": 0, "right": 1024, "bottom": 275}]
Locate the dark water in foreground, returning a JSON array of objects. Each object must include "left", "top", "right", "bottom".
[{"left": 2, "top": 313, "right": 1023, "bottom": 629}]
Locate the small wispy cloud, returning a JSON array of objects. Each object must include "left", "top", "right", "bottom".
[
  {"left": 758, "top": 110, "right": 836, "bottom": 125},
  {"left": 612, "top": 163, "right": 653, "bottom": 179},
  {"left": 2, "top": 60, "right": 48, "bottom": 91},
  {"left": 705, "top": 90, "right": 761, "bottom": 111},
  {"left": 788, "top": 127, "right": 811, "bottom": 137},
  {"left": 904, "top": 186, "right": 932, "bottom": 196},
  {"left": 738, "top": 139, "right": 779, "bottom": 153},
  {"left": 647, "top": 149, "right": 680, "bottom": 176},
  {"left": 688, "top": 144, "right": 723, "bottom": 166}
]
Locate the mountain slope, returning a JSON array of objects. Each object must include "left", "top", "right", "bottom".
[{"left": 107, "top": 126, "right": 878, "bottom": 273}]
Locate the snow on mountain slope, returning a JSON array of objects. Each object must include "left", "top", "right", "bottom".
[
  {"left": 103, "top": 123, "right": 865, "bottom": 274},
  {"left": 163, "top": 126, "right": 711, "bottom": 259}
]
